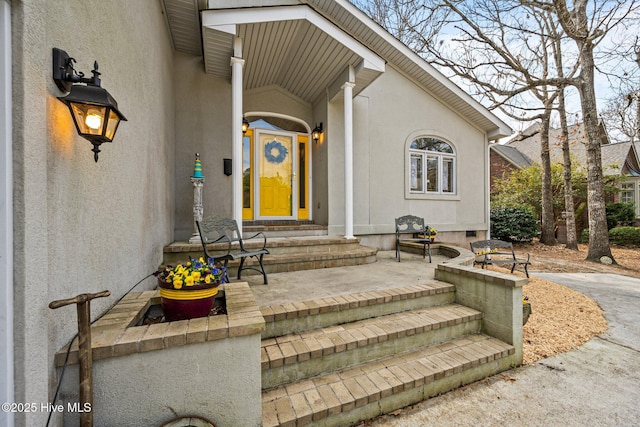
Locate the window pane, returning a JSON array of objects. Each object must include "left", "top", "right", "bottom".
[
  {"left": 427, "top": 156, "right": 438, "bottom": 192},
  {"left": 411, "top": 137, "right": 453, "bottom": 153},
  {"left": 243, "top": 135, "right": 251, "bottom": 208},
  {"left": 410, "top": 153, "right": 423, "bottom": 192},
  {"left": 299, "top": 142, "right": 306, "bottom": 208},
  {"left": 443, "top": 158, "right": 454, "bottom": 193},
  {"left": 621, "top": 183, "right": 635, "bottom": 203}
]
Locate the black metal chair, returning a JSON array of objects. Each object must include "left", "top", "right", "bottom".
[
  {"left": 395, "top": 215, "right": 432, "bottom": 263},
  {"left": 196, "top": 217, "right": 269, "bottom": 285}
]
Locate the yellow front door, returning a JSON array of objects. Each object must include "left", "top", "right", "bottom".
[{"left": 258, "top": 133, "right": 294, "bottom": 218}]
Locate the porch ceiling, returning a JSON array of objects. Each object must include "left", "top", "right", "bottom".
[{"left": 200, "top": 5, "right": 385, "bottom": 105}]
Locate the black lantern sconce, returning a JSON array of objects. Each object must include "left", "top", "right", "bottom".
[
  {"left": 242, "top": 116, "right": 250, "bottom": 134},
  {"left": 53, "top": 48, "right": 127, "bottom": 162},
  {"left": 312, "top": 122, "right": 323, "bottom": 143}
]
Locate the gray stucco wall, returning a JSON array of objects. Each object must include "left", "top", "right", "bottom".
[
  {"left": 174, "top": 52, "right": 232, "bottom": 240},
  {"left": 327, "top": 66, "right": 488, "bottom": 239},
  {"left": 172, "top": 60, "right": 318, "bottom": 239},
  {"left": 59, "top": 335, "right": 262, "bottom": 427},
  {"left": 12, "top": 1, "right": 175, "bottom": 425}
]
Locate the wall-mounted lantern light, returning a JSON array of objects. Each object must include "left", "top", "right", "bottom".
[
  {"left": 312, "top": 122, "right": 323, "bottom": 143},
  {"left": 242, "top": 116, "right": 250, "bottom": 134},
  {"left": 53, "top": 48, "right": 127, "bottom": 162}
]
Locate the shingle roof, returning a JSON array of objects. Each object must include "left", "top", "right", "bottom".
[
  {"left": 503, "top": 121, "right": 637, "bottom": 176},
  {"left": 490, "top": 144, "right": 534, "bottom": 168}
]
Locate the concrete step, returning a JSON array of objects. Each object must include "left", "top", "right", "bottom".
[
  {"left": 261, "top": 334, "right": 515, "bottom": 427},
  {"left": 259, "top": 282, "right": 456, "bottom": 339},
  {"left": 164, "top": 236, "right": 367, "bottom": 261},
  {"left": 163, "top": 237, "right": 377, "bottom": 277},
  {"left": 243, "top": 224, "right": 328, "bottom": 238},
  {"left": 261, "top": 304, "right": 482, "bottom": 389}
]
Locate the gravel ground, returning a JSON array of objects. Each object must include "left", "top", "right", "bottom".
[{"left": 497, "top": 241, "right": 639, "bottom": 364}]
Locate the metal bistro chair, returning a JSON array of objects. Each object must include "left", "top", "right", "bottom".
[
  {"left": 395, "top": 215, "right": 432, "bottom": 263},
  {"left": 196, "top": 217, "right": 269, "bottom": 285}
]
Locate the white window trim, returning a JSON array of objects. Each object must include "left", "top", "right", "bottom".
[
  {"left": 620, "top": 180, "right": 639, "bottom": 218},
  {"left": 405, "top": 134, "right": 458, "bottom": 199}
]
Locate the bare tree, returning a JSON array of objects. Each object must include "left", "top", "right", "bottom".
[
  {"left": 548, "top": 15, "right": 579, "bottom": 249},
  {"left": 544, "top": 0, "right": 639, "bottom": 261},
  {"left": 358, "top": 0, "right": 573, "bottom": 245},
  {"left": 600, "top": 38, "right": 640, "bottom": 143},
  {"left": 356, "top": 0, "right": 639, "bottom": 260}
]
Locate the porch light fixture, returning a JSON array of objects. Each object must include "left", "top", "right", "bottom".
[
  {"left": 53, "top": 48, "right": 127, "bottom": 162},
  {"left": 242, "top": 116, "right": 250, "bottom": 134},
  {"left": 312, "top": 122, "right": 323, "bottom": 143}
]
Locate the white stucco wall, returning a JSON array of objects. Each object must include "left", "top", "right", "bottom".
[
  {"left": 59, "top": 335, "right": 262, "bottom": 427},
  {"left": 12, "top": 1, "right": 175, "bottom": 425},
  {"left": 312, "top": 101, "right": 329, "bottom": 224},
  {"left": 172, "top": 64, "right": 317, "bottom": 239},
  {"left": 327, "top": 66, "right": 488, "bottom": 239},
  {"left": 174, "top": 52, "right": 232, "bottom": 240}
]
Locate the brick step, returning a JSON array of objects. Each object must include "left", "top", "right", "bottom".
[
  {"left": 219, "top": 247, "right": 377, "bottom": 278},
  {"left": 261, "top": 304, "right": 482, "bottom": 389},
  {"left": 243, "top": 224, "right": 328, "bottom": 238},
  {"left": 163, "top": 236, "right": 368, "bottom": 264},
  {"left": 262, "top": 334, "right": 515, "bottom": 427},
  {"left": 259, "top": 282, "right": 456, "bottom": 339}
]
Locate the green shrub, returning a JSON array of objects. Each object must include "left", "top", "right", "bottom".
[
  {"left": 579, "top": 229, "right": 589, "bottom": 243},
  {"left": 608, "top": 226, "right": 640, "bottom": 246},
  {"left": 605, "top": 202, "right": 635, "bottom": 229},
  {"left": 491, "top": 206, "right": 538, "bottom": 242}
]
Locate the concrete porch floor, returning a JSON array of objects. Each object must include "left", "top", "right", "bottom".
[{"left": 245, "top": 250, "right": 451, "bottom": 307}]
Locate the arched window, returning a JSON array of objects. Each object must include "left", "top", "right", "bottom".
[{"left": 409, "top": 137, "right": 456, "bottom": 194}]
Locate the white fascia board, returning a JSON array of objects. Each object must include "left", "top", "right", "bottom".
[
  {"left": 208, "top": 0, "right": 299, "bottom": 8},
  {"left": 488, "top": 125, "right": 513, "bottom": 141},
  {"left": 201, "top": 5, "right": 385, "bottom": 73},
  {"left": 314, "top": 0, "right": 511, "bottom": 135},
  {"left": 208, "top": 23, "right": 236, "bottom": 35}
]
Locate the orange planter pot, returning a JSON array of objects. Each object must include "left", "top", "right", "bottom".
[{"left": 158, "top": 279, "right": 220, "bottom": 321}]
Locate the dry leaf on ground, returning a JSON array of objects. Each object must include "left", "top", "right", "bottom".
[{"left": 484, "top": 241, "right": 639, "bottom": 364}]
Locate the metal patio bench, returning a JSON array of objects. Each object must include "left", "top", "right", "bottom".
[
  {"left": 470, "top": 239, "right": 530, "bottom": 278},
  {"left": 196, "top": 217, "right": 269, "bottom": 284},
  {"left": 395, "top": 215, "right": 432, "bottom": 263}
]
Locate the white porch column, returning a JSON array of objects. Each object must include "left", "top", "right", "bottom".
[
  {"left": 231, "top": 37, "right": 244, "bottom": 236},
  {"left": 342, "top": 81, "right": 356, "bottom": 239}
]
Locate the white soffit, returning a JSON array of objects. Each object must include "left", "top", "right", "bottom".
[
  {"left": 161, "top": 0, "right": 204, "bottom": 55},
  {"left": 201, "top": 5, "right": 385, "bottom": 104}
]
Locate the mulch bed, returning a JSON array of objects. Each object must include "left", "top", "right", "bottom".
[{"left": 484, "top": 240, "right": 639, "bottom": 364}]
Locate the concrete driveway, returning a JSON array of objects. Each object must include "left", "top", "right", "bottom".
[{"left": 367, "top": 273, "right": 640, "bottom": 427}]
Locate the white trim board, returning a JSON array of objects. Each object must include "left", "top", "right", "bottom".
[{"left": 0, "top": 1, "right": 14, "bottom": 426}]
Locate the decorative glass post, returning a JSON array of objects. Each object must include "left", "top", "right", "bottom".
[{"left": 189, "top": 153, "right": 205, "bottom": 244}]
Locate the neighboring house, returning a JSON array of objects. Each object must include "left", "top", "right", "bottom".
[
  {"left": 498, "top": 121, "right": 640, "bottom": 219},
  {"left": 3, "top": 1, "right": 511, "bottom": 426},
  {"left": 489, "top": 143, "right": 533, "bottom": 190}
]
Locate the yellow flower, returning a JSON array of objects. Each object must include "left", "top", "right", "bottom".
[
  {"left": 185, "top": 275, "right": 195, "bottom": 286},
  {"left": 192, "top": 271, "right": 201, "bottom": 282},
  {"left": 204, "top": 274, "right": 212, "bottom": 284},
  {"left": 173, "top": 278, "right": 183, "bottom": 289},
  {"left": 199, "top": 257, "right": 205, "bottom": 264}
]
